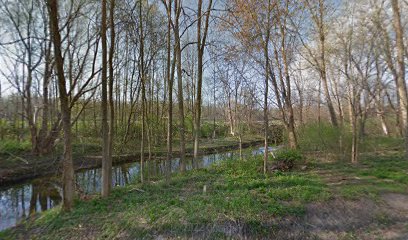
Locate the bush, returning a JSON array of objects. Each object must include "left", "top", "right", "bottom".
[
  {"left": 200, "top": 122, "right": 215, "bottom": 138},
  {"left": 0, "top": 139, "right": 31, "bottom": 154},
  {"left": 269, "top": 123, "right": 284, "bottom": 144},
  {"left": 198, "top": 121, "right": 229, "bottom": 139},
  {"left": 271, "top": 148, "right": 303, "bottom": 171},
  {"left": 297, "top": 122, "right": 351, "bottom": 155}
]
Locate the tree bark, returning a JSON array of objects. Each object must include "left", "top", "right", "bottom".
[
  {"left": 47, "top": 0, "right": 75, "bottom": 211},
  {"left": 101, "top": 0, "right": 111, "bottom": 197},
  {"left": 193, "top": 0, "right": 212, "bottom": 163},
  {"left": 165, "top": 0, "right": 173, "bottom": 180},
  {"left": 139, "top": 0, "right": 146, "bottom": 182},
  {"left": 317, "top": 0, "right": 337, "bottom": 127},
  {"left": 174, "top": 0, "right": 186, "bottom": 172},
  {"left": 391, "top": 0, "right": 408, "bottom": 158},
  {"left": 263, "top": 0, "right": 272, "bottom": 175},
  {"left": 108, "top": 0, "right": 116, "bottom": 191}
]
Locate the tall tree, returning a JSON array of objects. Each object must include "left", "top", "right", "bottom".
[
  {"left": 139, "top": 0, "right": 146, "bottom": 182},
  {"left": 47, "top": 0, "right": 74, "bottom": 211},
  {"left": 101, "top": 0, "right": 111, "bottom": 197},
  {"left": 163, "top": 0, "right": 174, "bottom": 180},
  {"left": 304, "top": 0, "right": 338, "bottom": 127},
  {"left": 270, "top": 0, "right": 298, "bottom": 149},
  {"left": 391, "top": 0, "right": 408, "bottom": 158},
  {"left": 174, "top": 0, "right": 186, "bottom": 172},
  {"left": 263, "top": 0, "right": 272, "bottom": 173},
  {"left": 108, "top": 0, "right": 116, "bottom": 186},
  {"left": 193, "top": 0, "right": 213, "bottom": 162}
]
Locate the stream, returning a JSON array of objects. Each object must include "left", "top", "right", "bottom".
[{"left": 0, "top": 146, "right": 275, "bottom": 231}]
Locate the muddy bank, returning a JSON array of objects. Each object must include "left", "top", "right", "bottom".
[{"left": 0, "top": 139, "right": 263, "bottom": 186}]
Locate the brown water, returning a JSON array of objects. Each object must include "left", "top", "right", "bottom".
[{"left": 0, "top": 146, "right": 274, "bottom": 231}]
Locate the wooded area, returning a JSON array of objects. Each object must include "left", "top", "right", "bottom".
[{"left": 1, "top": 0, "right": 408, "bottom": 238}]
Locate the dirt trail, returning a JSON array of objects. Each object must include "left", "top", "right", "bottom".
[
  {"left": 301, "top": 195, "right": 408, "bottom": 239},
  {"left": 296, "top": 166, "right": 408, "bottom": 239}
]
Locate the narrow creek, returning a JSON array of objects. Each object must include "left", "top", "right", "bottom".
[{"left": 0, "top": 146, "right": 275, "bottom": 231}]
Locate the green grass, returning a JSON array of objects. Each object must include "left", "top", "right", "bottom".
[
  {"left": 0, "top": 155, "right": 330, "bottom": 239},
  {"left": 310, "top": 152, "right": 408, "bottom": 200}
]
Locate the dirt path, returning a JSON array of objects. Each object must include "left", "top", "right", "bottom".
[
  {"left": 295, "top": 167, "right": 408, "bottom": 239},
  {"left": 299, "top": 194, "right": 408, "bottom": 239}
]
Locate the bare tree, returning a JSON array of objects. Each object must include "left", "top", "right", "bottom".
[
  {"left": 303, "top": 0, "right": 338, "bottom": 127},
  {"left": 174, "top": 0, "right": 186, "bottom": 172},
  {"left": 193, "top": 0, "right": 213, "bottom": 162},
  {"left": 391, "top": 0, "right": 408, "bottom": 158},
  {"left": 47, "top": 0, "right": 74, "bottom": 211}
]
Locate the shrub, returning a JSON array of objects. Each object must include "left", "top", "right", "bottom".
[
  {"left": 269, "top": 123, "right": 284, "bottom": 144},
  {"left": 297, "top": 122, "right": 351, "bottom": 155},
  {"left": 0, "top": 139, "right": 31, "bottom": 154},
  {"left": 271, "top": 148, "right": 303, "bottom": 171},
  {"left": 200, "top": 122, "right": 215, "bottom": 138},
  {"left": 198, "top": 121, "right": 229, "bottom": 139}
]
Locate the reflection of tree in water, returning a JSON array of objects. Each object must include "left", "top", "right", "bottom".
[
  {"left": 28, "top": 179, "right": 61, "bottom": 215},
  {"left": 0, "top": 178, "right": 61, "bottom": 230},
  {"left": 120, "top": 165, "right": 130, "bottom": 185},
  {"left": 75, "top": 164, "right": 134, "bottom": 193}
]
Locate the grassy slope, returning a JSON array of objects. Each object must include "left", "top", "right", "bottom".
[{"left": 1, "top": 150, "right": 408, "bottom": 239}]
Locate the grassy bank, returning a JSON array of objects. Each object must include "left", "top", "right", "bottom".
[{"left": 2, "top": 149, "right": 408, "bottom": 239}]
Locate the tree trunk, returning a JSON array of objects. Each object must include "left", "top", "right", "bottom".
[
  {"left": 108, "top": 0, "right": 116, "bottom": 190},
  {"left": 139, "top": 0, "right": 146, "bottom": 182},
  {"left": 174, "top": 0, "right": 186, "bottom": 172},
  {"left": 47, "top": 0, "right": 74, "bottom": 211},
  {"left": 101, "top": 0, "right": 111, "bottom": 197},
  {"left": 351, "top": 111, "right": 358, "bottom": 164},
  {"left": 193, "top": 0, "right": 212, "bottom": 163},
  {"left": 391, "top": 0, "right": 408, "bottom": 158},
  {"left": 227, "top": 94, "right": 235, "bottom": 136},
  {"left": 166, "top": 0, "right": 173, "bottom": 180},
  {"left": 317, "top": 0, "right": 338, "bottom": 127},
  {"left": 281, "top": 34, "right": 297, "bottom": 148},
  {"left": 263, "top": 0, "right": 271, "bottom": 175},
  {"left": 194, "top": 0, "right": 203, "bottom": 162}
]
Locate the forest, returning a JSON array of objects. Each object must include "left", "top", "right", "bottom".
[{"left": 0, "top": 0, "right": 408, "bottom": 239}]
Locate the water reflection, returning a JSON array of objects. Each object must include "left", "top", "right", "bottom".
[
  {"left": 75, "top": 151, "right": 236, "bottom": 193},
  {"left": 0, "top": 179, "right": 61, "bottom": 231},
  {"left": 0, "top": 146, "right": 275, "bottom": 231}
]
